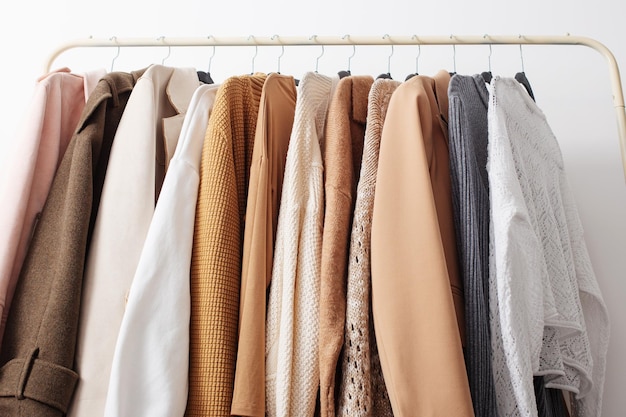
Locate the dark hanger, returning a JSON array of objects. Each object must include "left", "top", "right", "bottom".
[
  {"left": 514, "top": 45, "right": 535, "bottom": 101},
  {"left": 515, "top": 72, "right": 535, "bottom": 101},
  {"left": 481, "top": 44, "right": 493, "bottom": 83}
]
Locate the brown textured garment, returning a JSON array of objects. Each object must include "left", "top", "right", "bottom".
[
  {"left": 186, "top": 73, "right": 266, "bottom": 417},
  {"left": 231, "top": 73, "right": 296, "bottom": 417},
  {"left": 336, "top": 78, "right": 399, "bottom": 417},
  {"left": 370, "top": 70, "right": 472, "bottom": 417},
  {"left": 318, "top": 75, "right": 373, "bottom": 417},
  {"left": 0, "top": 70, "right": 143, "bottom": 417}
]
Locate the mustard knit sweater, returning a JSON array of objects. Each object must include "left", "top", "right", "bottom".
[{"left": 187, "top": 73, "right": 266, "bottom": 417}]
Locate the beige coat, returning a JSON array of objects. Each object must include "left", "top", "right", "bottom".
[
  {"left": 231, "top": 73, "right": 296, "bottom": 417},
  {"left": 370, "top": 70, "right": 472, "bottom": 417},
  {"left": 69, "top": 65, "right": 200, "bottom": 417}
]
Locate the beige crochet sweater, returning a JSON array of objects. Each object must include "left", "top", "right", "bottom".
[{"left": 336, "top": 78, "right": 399, "bottom": 417}]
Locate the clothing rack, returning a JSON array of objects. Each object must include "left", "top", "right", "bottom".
[{"left": 44, "top": 34, "right": 626, "bottom": 181}]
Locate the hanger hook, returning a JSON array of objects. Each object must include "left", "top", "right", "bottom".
[
  {"left": 348, "top": 45, "right": 356, "bottom": 72},
  {"left": 452, "top": 45, "right": 457, "bottom": 73},
  {"left": 342, "top": 35, "right": 356, "bottom": 72},
  {"left": 411, "top": 35, "right": 421, "bottom": 74},
  {"left": 248, "top": 35, "right": 258, "bottom": 74},
  {"left": 449, "top": 35, "right": 457, "bottom": 73},
  {"left": 519, "top": 35, "right": 524, "bottom": 72},
  {"left": 207, "top": 36, "right": 216, "bottom": 73},
  {"left": 158, "top": 36, "right": 171, "bottom": 65},
  {"left": 483, "top": 34, "right": 493, "bottom": 72},
  {"left": 316, "top": 45, "right": 325, "bottom": 73},
  {"left": 109, "top": 36, "right": 120, "bottom": 72},
  {"left": 272, "top": 35, "right": 285, "bottom": 73},
  {"left": 383, "top": 34, "right": 394, "bottom": 75},
  {"left": 416, "top": 44, "right": 421, "bottom": 74}
]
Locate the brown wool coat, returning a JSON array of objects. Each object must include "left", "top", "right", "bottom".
[
  {"left": 318, "top": 75, "right": 373, "bottom": 417},
  {"left": 0, "top": 70, "right": 143, "bottom": 417},
  {"left": 186, "top": 73, "right": 266, "bottom": 417}
]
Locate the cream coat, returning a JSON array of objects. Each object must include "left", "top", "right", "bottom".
[
  {"left": 68, "top": 65, "right": 199, "bottom": 417},
  {"left": 103, "top": 83, "right": 218, "bottom": 417}
]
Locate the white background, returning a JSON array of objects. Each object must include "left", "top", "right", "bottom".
[{"left": 0, "top": 0, "right": 625, "bottom": 415}]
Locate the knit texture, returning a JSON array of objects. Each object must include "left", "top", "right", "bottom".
[
  {"left": 187, "top": 73, "right": 266, "bottom": 417},
  {"left": 265, "top": 71, "right": 338, "bottom": 417},
  {"left": 336, "top": 78, "right": 398, "bottom": 417},
  {"left": 487, "top": 77, "right": 610, "bottom": 417},
  {"left": 0, "top": 70, "right": 142, "bottom": 417},
  {"left": 319, "top": 74, "right": 373, "bottom": 417},
  {"left": 448, "top": 74, "right": 498, "bottom": 417}
]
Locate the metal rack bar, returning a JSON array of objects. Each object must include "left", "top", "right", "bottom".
[{"left": 44, "top": 34, "right": 626, "bottom": 181}]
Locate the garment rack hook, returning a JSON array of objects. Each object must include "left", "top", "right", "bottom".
[
  {"left": 272, "top": 35, "right": 284, "bottom": 73},
  {"left": 248, "top": 35, "right": 258, "bottom": 74},
  {"left": 207, "top": 36, "right": 216, "bottom": 73},
  {"left": 519, "top": 35, "right": 524, "bottom": 72},
  {"left": 109, "top": 37, "right": 120, "bottom": 72},
  {"left": 315, "top": 44, "right": 325, "bottom": 73},
  {"left": 383, "top": 34, "right": 394, "bottom": 75}
]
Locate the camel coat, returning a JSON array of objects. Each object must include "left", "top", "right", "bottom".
[
  {"left": 370, "top": 70, "right": 472, "bottom": 417},
  {"left": 231, "top": 73, "right": 296, "bottom": 417}
]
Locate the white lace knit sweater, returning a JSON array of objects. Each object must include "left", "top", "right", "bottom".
[
  {"left": 487, "top": 77, "right": 610, "bottom": 417},
  {"left": 265, "top": 72, "right": 338, "bottom": 417}
]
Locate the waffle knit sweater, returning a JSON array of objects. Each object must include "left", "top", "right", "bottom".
[
  {"left": 265, "top": 71, "right": 338, "bottom": 417},
  {"left": 187, "top": 73, "right": 266, "bottom": 417},
  {"left": 487, "top": 77, "right": 610, "bottom": 417},
  {"left": 336, "top": 78, "right": 398, "bottom": 417}
]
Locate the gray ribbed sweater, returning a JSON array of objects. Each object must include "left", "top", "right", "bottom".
[
  {"left": 448, "top": 74, "right": 496, "bottom": 417},
  {"left": 449, "top": 74, "right": 569, "bottom": 417}
]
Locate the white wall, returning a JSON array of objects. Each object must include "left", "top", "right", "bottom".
[{"left": 1, "top": 0, "right": 625, "bottom": 415}]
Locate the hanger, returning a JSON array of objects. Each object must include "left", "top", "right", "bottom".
[
  {"left": 157, "top": 36, "right": 171, "bottom": 65},
  {"left": 515, "top": 40, "right": 536, "bottom": 100},
  {"left": 450, "top": 40, "right": 457, "bottom": 76},
  {"left": 481, "top": 40, "right": 493, "bottom": 83},
  {"left": 249, "top": 36, "right": 259, "bottom": 74},
  {"left": 110, "top": 37, "right": 120, "bottom": 72},
  {"left": 197, "top": 36, "right": 215, "bottom": 84},
  {"left": 315, "top": 44, "right": 325, "bottom": 73},
  {"left": 405, "top": 37, "right": 421, "bottom": 81},
  {"left": 338, "top": 35, "right": 355, "bottom": 79},
  {"left": 377, "top": 35, "right": 393, "bottom": 80}
]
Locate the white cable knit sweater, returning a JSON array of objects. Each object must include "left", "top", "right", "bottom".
[
  {"left": 487, "top": 77, "right": 610, "bottom": 417},
  {"left": 265, "top": 72, "right": 338, "bottom": 417}
]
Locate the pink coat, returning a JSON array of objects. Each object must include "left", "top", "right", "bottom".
[{"left": 0, "top": 67, "right": 105, "bottom": 348}]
